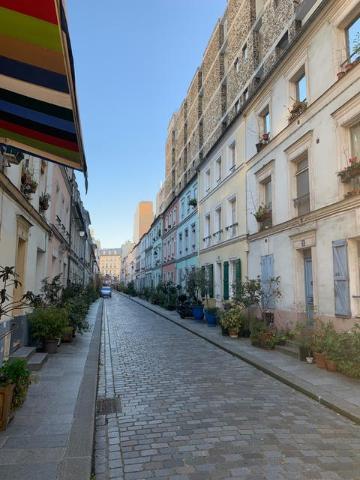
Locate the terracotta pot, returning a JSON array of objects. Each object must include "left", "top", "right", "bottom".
[
  {"left": 326, "top": 358, "right": 337, "bottom": 372},
  {"left": 344, "top": 62, "right": 354, "bottom": 72},
  {"left": 0, "top": 384, "right": 15, "bottom": 431},
  {"left": 229, "top": 329, "right": 238, "bottom": 338},
  {"left": 314, "top": 352, "right": 327, "bottom": 369},
  {"left": 62, "top": 328, "right": 73, "bottom": 343}
]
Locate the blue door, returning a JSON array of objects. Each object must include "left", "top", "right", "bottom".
[{"left": 304, "top": 250, "right": 314, "bottom": 324}]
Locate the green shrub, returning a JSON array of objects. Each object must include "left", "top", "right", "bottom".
[
  {"left": 219, "top": 307, "right": 242, "bottom": 333},
  {"left": 0, "top": 358, "right": 31, "bottom": 410},
  {"left": 64, "top": 297, "right": 90, "bottom": 334},
  {"left": 29, "top": 307, "right": 68, "bottom": 341}
]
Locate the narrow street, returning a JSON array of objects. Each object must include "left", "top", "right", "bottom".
[{"left": 94, "top": 294, "right": 360, "bottom": 480}]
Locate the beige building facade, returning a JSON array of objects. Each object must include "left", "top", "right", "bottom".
[{"left": 99, "top": 248, "right": 122, "bottom": 282}]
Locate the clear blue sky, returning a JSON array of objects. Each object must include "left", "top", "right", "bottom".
[{"left": 67, "top": 0, "right": 226, "bottom": 248}]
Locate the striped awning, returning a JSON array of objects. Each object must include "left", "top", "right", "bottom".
[{"left": 0, "top": 0, "right": 87, "bottom": 185}]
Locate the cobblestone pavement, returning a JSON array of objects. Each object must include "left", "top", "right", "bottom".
[{"left": 94, "top": 294, "right": 360, "bottom": 480}]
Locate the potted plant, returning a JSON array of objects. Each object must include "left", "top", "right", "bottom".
[
  {"left": 288, "top": 100, "right": 307, "bottom": 122},
  {"left": 220, "top": 307, "right": 242, "bottom": 338},
  {"left": 204, "top": 307, "right": 218, "bottom": 327},
  {"left": 188, "top": 198, "right": 197, "bottom": 208},
  {"left": 338, "top": 157, "right": 360, "bottom": 183},
  {"left": 21, "top": 167, "right": 38, "bottom": 198},
  {"left": 29, "top": 307, "right": 69, "bottom": 353},
  {"left": 0, "top": 358, "right": 31, "bottom": 431},
  {"left": 185, "top": 268, "right": 207, "bottom": 321},
  {"left": 39, "top": 192, "right": 50, "bottom": 212},
  {"left": 253, "top": 204, "right": 272, "bottom": 223}
]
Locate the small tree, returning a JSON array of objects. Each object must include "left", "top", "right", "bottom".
[
  {"left": 185, "top": 268, "right": 209, "bottom": 305},
  {"left": 0, "top": 266, "right": 35, "bottom": 320}
]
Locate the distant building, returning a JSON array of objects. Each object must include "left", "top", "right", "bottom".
[
  {"left": 98, "top": 248, "right": 122, "bottom": 282},
  {"left": 133, "top": 201, "right": 154, "bottom": 244}
]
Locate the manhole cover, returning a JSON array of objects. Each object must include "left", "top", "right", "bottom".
[{"left": 96, "top": 397, "right": 122, "bottom": 415}]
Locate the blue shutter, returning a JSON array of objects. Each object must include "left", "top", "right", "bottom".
[{"left": 332, "top": 240, "right": 351, "bottom": 317}]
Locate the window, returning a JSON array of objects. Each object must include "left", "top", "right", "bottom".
[
  {"left": 191, "top": 223, "right": 196, "bottom": 250},
  {"left": 229, "top": 142, "right": 236, "bottom": 171},
  {"left": 346, "top": 16, "right": 360, "bottom": 60},
  {"left": 179, "top": 232, "right": 183, "bottom": 255},
  {"left": 350, "top": 122, "right": 360, "bottom": 158},
  {"left": 215, "top": 207, "right": 222, "bottom": 242},
  {"left": 294, "top": 154, "right": 310, "bottom": 216},
  {"left": 181, "top": 199, "right": 185, "bottom": 219},
  {"left": 296, "top": 73, "right": 307, "bottom": 102},
  {"left": 235, "top": 100, "right": 240, "bottom": 114},
  {"left": 263, "top": 109, "right": 271, "bottom": 135},
  {"left": 243, "top": 88, "right": 249, "bottom": 103},
  {"left": 185, "top": 229, "right": 189, "bottom": 252},
  {"left": 264, "top": 177, "right": 272, "bottom": 209},
  {"left": 229, "top": 197, "right": 237, "bottom": 237},
  {"left": 205, "top": 169, "right": 211, "bottom": 192},
  {"left": 216, "top": 157, "right": 222, "bottom": 182},
  {"left": 204, "top": 214, "right": 211, "bottom": 247},
  {"left": 187, "top": 193, "right": 191, "bottom": 214},
  {"left": 234, "top": 57, "right": 240, "bottom": 72},
  {"left": 242, "top": 43, "right": 248, "bottom": 61}
]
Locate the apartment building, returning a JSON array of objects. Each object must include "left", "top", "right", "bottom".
[
  {"left": 176, "top": 179, "right": 199, "bottom": 289},
  {"left": 162, "top": 198, "right": 179, "bottom": 283},
  {"left": 98, "top": 248, "right": 122, "bottom": 283}
]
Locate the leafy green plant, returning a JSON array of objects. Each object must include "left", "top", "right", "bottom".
[
  {"left": 0, "top": 266, "right": 36, "bottom": 320},
  {"left": 219, "top": 307, "right": 242, "bottom": 333},
  {"left": 0, "top": 358, "right": 31, "bottom": 410},
  {"left": 29, "top": 307, "right": 68, "bottom": 341},
  {"left": 64, "top": 298, "right": 89, "bottom": 334}
]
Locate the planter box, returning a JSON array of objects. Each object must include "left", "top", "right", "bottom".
[{"left": 0, "top": 384, "right": 15, "bottom": 431}]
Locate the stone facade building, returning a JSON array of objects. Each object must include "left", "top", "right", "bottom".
[{"left": 99, "top": 248, "right": 122, "bottom": 283}]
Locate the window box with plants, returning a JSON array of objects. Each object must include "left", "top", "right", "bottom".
[
  {"left": 288, "top": 100, "right": 307, "bottom": 123},
  {"left": 21, "top": 167, "right": 38, "bottom": 199},
  {"left": 188, "top": 198, "right": 197, "bottom": 208},
  {"left": 338, "top": 157, "right": 360, "bottom": 198},
  {"left": 253, "top": 205, "right": 272, "bottom": 229},
  {"left": 39, "top": 192, "right": 51, "bottom": 213},
  {"left": 256, "top": 133, "right": 270, "bottom": 153}
]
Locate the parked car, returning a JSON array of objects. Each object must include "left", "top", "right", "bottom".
[{"left": 100, "top": 286, "right": 112, "bottom": 298}]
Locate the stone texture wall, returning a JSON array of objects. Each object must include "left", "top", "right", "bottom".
[{"left": 163, "top": 0, "right": 306, "bottom": 207}]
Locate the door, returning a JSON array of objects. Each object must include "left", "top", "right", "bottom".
[{"left": 303, "top": 250, "right": 314, "bottom": 323}]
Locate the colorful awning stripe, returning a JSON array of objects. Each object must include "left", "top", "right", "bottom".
[{"left": 0, "top": 0, "right": 87, "bottom": 183}]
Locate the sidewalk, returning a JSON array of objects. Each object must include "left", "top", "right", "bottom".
[
  {"left": 123, "top": 293, "right": 360, "bottom": 425},
  {"left": 0, "top": 299, "right": 103, "bottom": 480}
]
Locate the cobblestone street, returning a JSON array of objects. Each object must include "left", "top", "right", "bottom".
[{"left": 94, "top": 294, "right": 360, "bottom": 480}]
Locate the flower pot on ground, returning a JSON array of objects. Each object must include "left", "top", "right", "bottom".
[
  {"left": 204, "top": 307, "right": 218, "bottom": 327},
  {"left": 192, "top": 305, "right": 204, "bottom": 321},
  {"left": 62, "top": 326, "right": 73, "bottom": 343},
  {"left": 29, "top": 307, "right": 69, "bottom": 353},
  {"left": 220, "top": 306, "right": 242, "bottom": 339},
  {"left": 0, "top": 384, "right": 15, "bottom": 431},
  {"left": 325, "top": 358, "right": 337, "bottom": 372},
  {"left": 314, "top": 352, "right": 327, "bottom": 369}
]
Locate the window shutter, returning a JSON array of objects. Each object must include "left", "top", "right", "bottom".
[
  {"left": 332, "top": 240, "right": 351, "bottom": 317},
  {"left": 223, "top": 261, "right": 229, "bottom": 300},
  {"left": 235, "top": 259, "right": 242, "bottom": 286},
  {"left": 208, "top": 264, "right": 214, "bottom": 298}
]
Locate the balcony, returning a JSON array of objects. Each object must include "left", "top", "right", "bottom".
[
  {"left": 225, "top": 223, "right": 238, "bottom": 238},
  {"left": 203, "top": 235, "right": 211, "bottom": 248},
  {"left": 212, "top": 230, "right": 223, "bottom": 243}
]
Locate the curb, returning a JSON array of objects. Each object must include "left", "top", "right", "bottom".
[
  {"left": 120, "top": 293, "right": 360, "bottom": 425},
  {"left": 58, "top": 299, "right": 103, "bottom": 480}
]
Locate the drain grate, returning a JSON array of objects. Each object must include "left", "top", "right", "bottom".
[{"left": 96, "top": 397, "right": 122, "bottom": 415}]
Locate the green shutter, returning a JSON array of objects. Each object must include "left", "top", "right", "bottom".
[
  {"left": 223, "top": 261, "right": 229, "bottom": 300},
  {"left": 208, "top": 264, "right": 214, "bottom": 298},
  {"left": 201, "top": 266, "right": 206, "bottom": 298},
  {"left": 235, "top": 259, "right": 241, "bottom": 286}
]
